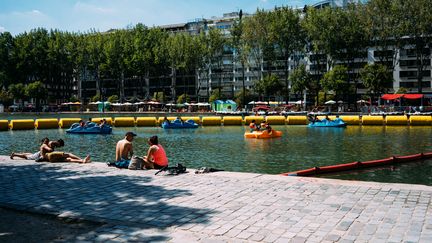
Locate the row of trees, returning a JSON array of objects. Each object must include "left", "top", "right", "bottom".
[{"left": 0, "top": 0, "right": 431, "bottom": 109}]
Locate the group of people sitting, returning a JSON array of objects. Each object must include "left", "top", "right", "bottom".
[
  {"left": 307, "top": 114, "right": 337, "bottom": 124},
  {"left": 249, "top": 120, "right": 273, "bottom": 134},
  {"left": 110, "top": 132, "right": 168, "bottom": 169},
  {"left": 10, "top": 137, "right": 91, "bottom": 163},
  {"left": 79, "top": 118, "right": 108, "bottom": 128},
  {"left": 10, "top": 130, "right": 168, "bottom": 170}
]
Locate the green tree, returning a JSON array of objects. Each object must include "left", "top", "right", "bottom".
[
  {"left": 234, "top": 88, "right": 255, "bottom": 108},
  {"left": 398, "top": 0, "right": 432, "bottom": 93},
  {"left": 289, "top": 64, "right": 320, "bottom": 104},
  {"left": 153, "top": 92, "right": 165, "bottom": 102},
  {"left": 243, "top": 9, "right": 275, "bottom": 81},
  {"left": 209, "top": 89, "right": 225, "bottom": 103},
  {"left": 364, "top": 0, "right": 405, "bottom": 69},
  {"left": 69, "top": 96, "right": 79, "bottom": 103},
  {"left": 91, "top": 94, "right": 101, "bottom": 102},
  {"left": 0, "top": 32, "right": 14, "bottom": 89},
  {"left": 270, "top": 7, "right": 306, "bottom": 103},
  {"left": 254, "top": 74, "right": 282, "bottom": 101},
  {"left": 177, "top": 93, "right": 190, "bottom": 104},
  {"left": 320, "top": 65, "right": 349, "bottom": 100},
  {"left": 25, "top": 81, "right": 48, "bottom": 110},
  {"left": 8, "top": 83, "right": 27, "bottom": 107},
  {"left": 230, "top": 11, "right": 251, "bottom": 107},
  {"left": 0, "top": 90, "right": 12, "bottom": 105},
  {"left": 206, "top": 29, "right": 226, "bottom": 97},
  {"left": 107, "top": 95, "right": 119, "bottom": 103},
  {"left": 360, "top": 64, "right": 393, "bottom": 98}
]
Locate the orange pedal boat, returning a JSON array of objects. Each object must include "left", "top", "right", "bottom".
[{"left": 244, "top": 130, "right": 282, "bottom": 139}]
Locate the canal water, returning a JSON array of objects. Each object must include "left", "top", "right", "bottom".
[{"left": 0, "top": 125, "right": 431, "bottom": 185}]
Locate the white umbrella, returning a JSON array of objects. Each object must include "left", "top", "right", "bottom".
[
  {"left": 112, "top": 103, "right": 122, "bottom": 106},
  {"left": 337, "top": 100, "right": 344, "bottom": 104},
  {"left": 123, "top": 102, "right": 133, "bottom": 106},
  {"left": 197, "top": 102, "right": 210, "bottom": 106},
  {"left": 357, "top": 100, "right": 369, "bottom": 103},
  {"left": 325, "top": 100, "right": 336, "bottom": 105},
  {"left": 294, "top": 100, "right": 303, "bottom": 105},
  {"left": 165, "top": 103, "right": 175, "bottom": 106}
]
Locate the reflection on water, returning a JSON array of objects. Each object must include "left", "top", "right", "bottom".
[{"left": 0, "top": 125, "right": 431, "bottom": 185}]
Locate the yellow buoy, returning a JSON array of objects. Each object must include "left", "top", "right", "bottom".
[
  {"left": 59, "top": 118, "right": 82, "bottom": 128},
  {"left": 316, "top": 115, "right": 337, "bottom": 121},
  {"left": 10, "top": 119, "right": 35, "bottom": 130},
  {"left": 223, "top": 116, "right": 243, "bottom": 125},
  {"left": 244, "top": 116, "right": 264, "bottom": 125},
  {"left": 136, "top": 117, "right": 157, "bottom": 127},
  {"left": 0, "top": 120, "right": 9, "bottom": 131},
  {"left": 35, "top": 119, "right": 59, "bottom": 129},
  {"left": 114, "top": 117, "right": 135, "bottom": 127},
  {"left": 385, "top": 115, "right": 408, "bottom": 126},
  {"left": 410, "top": 116, "right": 432, "bottom": 126},
  {"left": 362, "top": 116, "right": 384, "bottom": 125},
  {"left": 202, "top": 117, "right": 222, "bottom": 126},
  {"left": 287, "top": 116, "right": 307, "bottom": 125},
  {"left": 266, "top": 116, "right": 286, "bottom": 125},
  {"left": 181, "top": 117, "right": 201, "bottom": 124},
  {"left": 91, "top": 117, "right": 113, "bottom": 125},
  {"left": 340, "top": 115, "right": 361, "bottom": 125}
]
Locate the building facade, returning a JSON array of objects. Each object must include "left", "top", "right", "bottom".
[{"left": 76, "top": 1, "right": 432, "bottom": 104}]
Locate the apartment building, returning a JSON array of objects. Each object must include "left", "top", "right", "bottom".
[{"left": 77, "top": 1, "right": 432, "bottom": 103}]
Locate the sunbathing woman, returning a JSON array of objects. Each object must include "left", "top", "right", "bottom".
[{"left": 10, "top": 137, "right": 49, "bottom": 160}]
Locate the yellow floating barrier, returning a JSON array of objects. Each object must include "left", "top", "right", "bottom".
[
  {"left": 244, "top": 116, "right": 264, "bottom": 125},
  {"left": 91, "top": 117, "right": 113, "bottom": 125},
  {"left": 266, "top": 116, "right": 286, "bottom": 125},
  {"left": 287, "top": 116, "right": 307, "bottom": 125},
  {"left": 362, "top": 116, "right": 384, "bottom": 125},
  {"left": 202, "top": 117, "right": 222, "bottom": 126},
  {"left": 9, "top": 119, "right": 35, "bottom": 130},
  {"left": 136, "top": 117, "right": 157, "bottom": 127},
  {"left": 0, "top": 120, "right": 8, "bottom": 131},
  {"left": 114, "top": 117, "right": 135, "bottom": 127},
  {"left": 223, "top": 116, "right": 243, "bottom": 126},
  {"left": 385, "top": 115, "right": 408, "bottom": 126},
  {"left": 59, "top": 118, "right": 82, "bottom": 128},
  {"left": 340, "top": 115, "right": 361, "bottom": 125},
  {"left": 317, "top": 115, "right": 337, "bottom": 121},
  {"left": 35, "top": 119, "right": 59, "bottom": 129},
  {"left": 410, "top": 116, "right": 432, "bottom": 126},
  {"left": 157, "top": 117, "right": 177, "bottom": 125},
  {"left": 181, "top": 117, "right": 201, "bottom": 124}
]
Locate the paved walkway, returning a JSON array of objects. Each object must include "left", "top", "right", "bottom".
[{"left": 1, "top": 156, "right": 432, "bottom": 243}]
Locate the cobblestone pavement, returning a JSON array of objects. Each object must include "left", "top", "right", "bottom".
[{"left": 1, "top": 156, "right": 432, "bottom": 242}]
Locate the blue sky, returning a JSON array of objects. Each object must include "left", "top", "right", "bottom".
[{"left": 0, "top": 0, "right": 315, "bottom": 35}]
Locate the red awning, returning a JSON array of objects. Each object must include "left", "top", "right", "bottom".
[
  {"left": 381, "top": 94, "right": 403, "bottom": 100},
  {"left": 403, "top": 94, "right": 423, "bottom": 99},
  {"left": 253, "top": 105, "right": 270, "bottom": 111}
]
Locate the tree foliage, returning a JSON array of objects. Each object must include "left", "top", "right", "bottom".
[
  {"left": 360, "top": 63, "right": 393, "bottom": 96},
  {"left": 320, "top": 65, "right": 349, "bottom": 98},
  {"left": 176, "top": 93, "right": 191, "bottom": 104},
  {"left": 290, "top": 64, "right": 314, "bottom": 95},
  {"left": 0, "top": 0, "right": 431, "bottom": 106}
]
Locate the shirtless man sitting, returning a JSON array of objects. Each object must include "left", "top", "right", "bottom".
[
  {"left": 108, "top": 132, "right": 136, "bottom": 167},
  {"left": 40, "top": 139, "right": 90, "bottom": 163}
]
